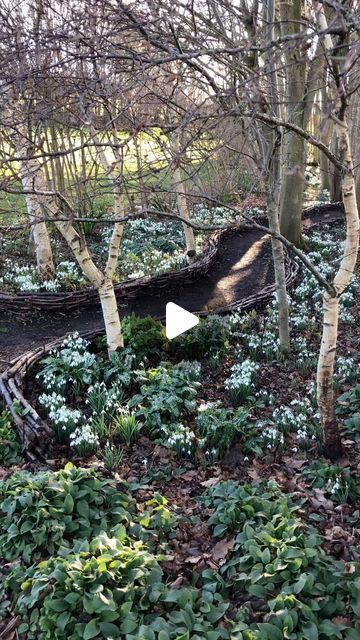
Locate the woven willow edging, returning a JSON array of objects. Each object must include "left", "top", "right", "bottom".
[
  {"left": 0, "top": 229, "right": 228, "bottom": 314},
  {"left": 0, "top": 202, "right": 341, "bottom": 314}
]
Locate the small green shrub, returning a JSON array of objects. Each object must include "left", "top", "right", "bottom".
[
  {"left": 122, "top": 313, "right": 168, "bottom": 361},
  {"left": 170, "top": 316, "right": 229, "bottom": 360}
]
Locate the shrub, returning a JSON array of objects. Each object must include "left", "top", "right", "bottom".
[
  {"left": 122, "top": 313, "right": 168, "bottom": 361},
  {"left": 170, "top": 316, "right": 229, "bottom": 360}
]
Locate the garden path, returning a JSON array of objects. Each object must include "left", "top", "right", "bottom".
[{"left": 0, "top": 204, "right": 343, "bottom": 371}]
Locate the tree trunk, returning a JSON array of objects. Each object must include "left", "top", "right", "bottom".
[
  {"left": 19, "top": 156, "right": 55, "bottom": 281},
  {"left": 317, "top": 120, "right": 359, "bottom": 459},
  {"left": 279, "top": 134, "right": 306, "bottom": 245},
  {"left": 98, "top": 279, "right": 124, "bottom": 353},
  {"left": 279, "top": 0, "right": 307, "bottom": 247},
  {"left": 319, "top": 87, "right": 332, "bottom": 192},
  {"left": 268, "top": 195, "right": 290, "bottom": 349},
  {"left": 329, "top": 133, "right": 342, "bottom": 202},
  {"left": 171, "top": 131, "right": 196, "bottom": 258}
]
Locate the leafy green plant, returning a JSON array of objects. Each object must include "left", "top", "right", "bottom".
[
  {"left": 0, "top": 463, "right": 135, "bottom": 563},
  {"left": 303, "top": 460, "right": 359, "bottom": 504},
  {"left": 337, "top": 384, "right": 360, "bottom": 416},
  {"left": 102, "top": 347, "right": 138, "bottom": 387},
  {"left": 170, "top": 316, "right": 229, "bottom": 360},
  {"left": 86, "top": 381, "right": 125, "bottom": 416},
  {"left": 344, "top": 412, "right": 360, "bottom": 445},
  {"left": 201, "top": 480, "right": 360, "bottom": 640},
  {"left": 200, "top": 480, "right": 296, "bottom": 538},
  {"left": 101, "top": 443, "right": 124, "bottom": 471},
  {"left": 130, "top": 361, "right": 201, "bottom": 436},
  {"left": 113, "top": 408, "right": 139, "bottom": 445},
  {"left": 36, "top": 334, "right": 101, "bottom": 395},
  {"left": 122, "top": 314, "right": 168, "bottom": 361},
  {"left": 0, "top": 410, "right": 23, "bottom": 465},
  {"left": 196, "top": 404, "right": 250, "bottom": 461},
  {"left": 6, "top": 531, "right": 231, "bottom": 640}
]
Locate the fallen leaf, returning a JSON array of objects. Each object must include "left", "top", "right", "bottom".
[
  {"left": 310, "top": 488, "right": 334, "bottom": 510},
  {"left": 212, "top": 537, "right": 235, "bottom": 563},
  {"left": 201, "top": 477, "right": 220, "bottom": 488},
  {"left": 185, "top": 555, "right": 202, "bottom": 564},
  {"left": 170, "top": 576, "right": 184, "bottom": 589}
]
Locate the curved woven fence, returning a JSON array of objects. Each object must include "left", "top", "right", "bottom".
[
  {"left": 0, "top": 201, "right": 344, "bottom": 459},
  {"left": 0, "top": 229, "right": 225, "bottom": 314},
  {"left": 0, "top": 202, "right": 342, "bottom": 314}
]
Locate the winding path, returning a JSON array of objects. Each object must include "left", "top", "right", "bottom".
[{"left": 0, "top": 203, "right": 343, "bottom": 371}]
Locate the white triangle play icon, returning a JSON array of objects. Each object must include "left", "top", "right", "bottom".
[{"left": 166, "top": 302, "right": 199, "bottom": 339}]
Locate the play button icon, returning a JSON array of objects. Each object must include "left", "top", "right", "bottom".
[{"left": 165, "top": 302, "right": 199, "bottom": 339}]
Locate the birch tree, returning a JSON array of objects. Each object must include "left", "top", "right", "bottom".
[{"left": 313, "top": 1, "right": 360, "bottom": 458}]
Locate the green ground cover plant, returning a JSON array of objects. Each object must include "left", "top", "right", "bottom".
[
  {"left": 1, "top": 470, "right": 359, "bottom": 640},
  {"left": 0, "top": 409, "right": 23, "bottom": 465}
]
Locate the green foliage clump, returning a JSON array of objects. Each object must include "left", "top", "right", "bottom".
[
  {"left": 6, "top": 534, "right": 230, "bottom": 640},
  {"left": 0, "top": 409, "right": 23, "bottom": 465},
  {"left": 170, "top": 316, "right": 229, "bottom": 361},
  {"left": 130, "top": 361, "right": 201, "bottom": 436},
  {"left": 201, "top": 480, "right": 360, "bottom": 640},
  {"left": 303, "top": 460, "right": 359, "bottom": 504},
  {"left": 0, "top": 463, "right": 135, "bottom": 563},
  {"left": 122, "top": 313, "right": 168, "bottom": 361},
  {"left": 196, "top": 404, "right": 250, "bottom": 461}
]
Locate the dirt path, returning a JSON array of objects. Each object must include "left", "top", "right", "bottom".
[{"left": 0, "top": 205, "right": 343, "bottom": 370}]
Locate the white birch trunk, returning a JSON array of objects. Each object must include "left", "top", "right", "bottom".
[
  {"left": 268, "top": 197, "right": 290, "bottom": 349},
  {"left": 98, "top": 278, "right": 124, "bottom": 352},
  {"left": 313, "top": 1, "right": 360, "bottom": 458},
  {"left": 23, "top": 150, "right": 123, "bottom": 354},
  {"left": 316, "top": 120, "right": 359, "bottom": 458},
  {"left": 18, "top": 153, "right": 55, "bottom": 281}
]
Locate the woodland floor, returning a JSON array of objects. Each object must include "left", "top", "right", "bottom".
[{"left": 0, "top": 202, "right": 359, "bottom": 640}]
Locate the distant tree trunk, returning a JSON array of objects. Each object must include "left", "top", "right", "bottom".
[
  {"left": 279, "top": 0, "right": 307, "bottom": 247},
  {"left": 264, "top": 0, "right": 290, "bottom": 350},
  {"left": 329, "top": 133, "right": 342, "bottom": 202},
  {"left": 319, "top": 86, "right": 332, "bottom": 192},
  {"left": 171, "top": 130, "right": 196, "bottom": 258},
  {"left": 17, "top": 149, "right": 55, "bottom": 281}
]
